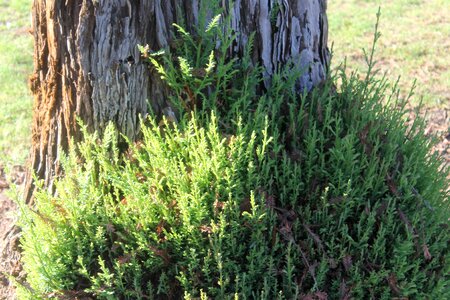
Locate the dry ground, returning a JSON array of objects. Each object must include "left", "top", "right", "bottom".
[{"left": 0, "top": 166, "right": 25, "bottom": 299}]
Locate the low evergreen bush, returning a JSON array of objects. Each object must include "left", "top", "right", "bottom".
[{"left": 18, "top": 13, "right": 448, "bottom": 299}]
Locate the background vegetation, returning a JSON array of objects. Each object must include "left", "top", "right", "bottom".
[{"left": 329, "top": 0, "right": 450, "bottom": 107}]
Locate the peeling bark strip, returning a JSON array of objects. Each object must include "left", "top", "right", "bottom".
[{"left": 26, "top": 0, "right": 328, "bottom": 202}]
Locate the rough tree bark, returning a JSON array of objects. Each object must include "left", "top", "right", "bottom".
[{"left": 25, "top": 0, "right": 329, "bottom": 202}]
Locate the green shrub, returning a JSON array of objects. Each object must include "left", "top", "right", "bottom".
[{"left": 18, "top": 14, "right": 448, "bottom": 300}]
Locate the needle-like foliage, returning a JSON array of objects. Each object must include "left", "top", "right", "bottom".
[{"left": 17, "top": 10, "right": 448, "bottom": 300}]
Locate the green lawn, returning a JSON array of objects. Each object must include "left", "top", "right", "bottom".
[
  {"left": 0, "top": 0, "right": 448, "bottom": 168},
  {"left": 0, "top": 0, "right": 33, "bottom": 167},
  {"left": 328, "top": 0, "right": 450, "bottom": 107}
]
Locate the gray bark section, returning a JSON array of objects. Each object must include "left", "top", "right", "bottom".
[{"left": 227, "top": 0, "right": 329, "bottom": 90}]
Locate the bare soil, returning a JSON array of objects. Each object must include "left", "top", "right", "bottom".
[
  {"left": 0, "top": 107, "right": 448, "bottom": 299},
  {"left": 415, "top": 107, "right": 450, "bottom": 177},
  {"left": 0, "top": 166, "right": 25, "bottom": 300}
]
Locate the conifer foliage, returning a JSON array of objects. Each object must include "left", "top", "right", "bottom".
[{"left": 17, "top": 11, "right": 449, "bottom": 300}]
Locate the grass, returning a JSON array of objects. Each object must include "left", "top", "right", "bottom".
[
  {"left": 328, "top": 0, "right": 450, "bottom": 107},
  {"left": 0, "top": 0, "right": 32, "bottom": 167}
]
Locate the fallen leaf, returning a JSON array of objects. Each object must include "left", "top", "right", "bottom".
[
  {"left": 118, "top": 253, "right": 132, "bottom": 265},
  {"left": 288, "top": 149, "right": 303, "bottom": 163},
  {"left": 135, "top": 172, "right": 146, "bottom": 183},
  {"left": 315, "top": 291, "right": 328, "bottom": 300},
  {"left": 191, "top": 68, "right": 207, "bottom": 78},
  {"left": 111, "top": 242, "right": 120, "bottom": 253},
  {"left": 271, "top": 227, "right": 277, "bottom": 246},
  {"left": 278, "top": 220, "right": 293, "bottom": 242},
  {"left": 0, "top": 180, "right": 9, "bottom": 189},
  {"left": 339, "top": 280, "right": 352, "bottom": 300},
  {"left": 387, "top": 273, "right": 401, "bottom": 296},
  {"left": 240, "top": 197, "right": 252, "bottom": 215},
  {"left": 386, "top": 173, "right": 400, "bottom": 197},
  {"left": 156, "top": 220, "right": 166, "bottom": 240},
  {"left": 376, "top": 201, "right": 388, "bottom": 216},
  {"left": 301, "top": 291, "right": 328, "bottom": 300},
  {"left": 328, "top": 258, "right": 338, "bottom": 269},
  {"left": 329, "top": 196, "right": 344, "bottom": 204},
  {"left": 343, "top": 255, "right": 353, "bottom": 272},
  {"left": 105, "top": 223, "right": 115, "bottom": 233},
  {"left": 422, "top": 244, "right": 432, "bottom": 260},
  {"left": 317, "top": 102, "right": 324, "bottom": 123},
  {"left": 148, "top": 245, "right": 170, "bottom": 265},
  {"left": 214, "top": 199, "right": 225, "bottom": 212},
  {"left": 303, "top": 223, "right": 325, "bottom": 253},
  {"left": 265, "top": 194, "right": 276, "bottom": 208},
  {"left": 397, "top": 208, "right": 415, "bottom": 235},
  {"left": 358, "top": 122, "right": 373, "bottom": 155},
  {"left": 200, "top": 225, "right": 212, "bottom": 234}
]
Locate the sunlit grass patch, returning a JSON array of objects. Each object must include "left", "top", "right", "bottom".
[
  {"left": 329, "top": 0, "right": 450, "bottom": 107},
  {"left": 0, "top": 0, "right": 33, "bottom": 166}
]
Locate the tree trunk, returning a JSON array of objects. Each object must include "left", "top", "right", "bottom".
[{"left": 25, "top": 0, "right": 329, "bottom": 202}]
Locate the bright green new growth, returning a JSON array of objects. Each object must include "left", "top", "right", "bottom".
[{"left": 18, "top": 11, "right": 449, "bottom": 300}]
